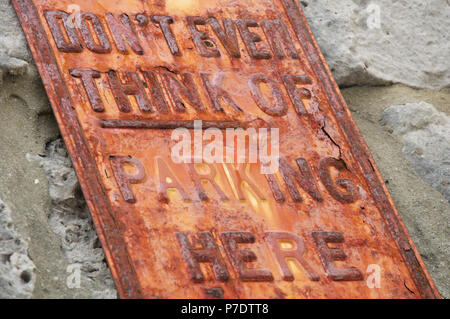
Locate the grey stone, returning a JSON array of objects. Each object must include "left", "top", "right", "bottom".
[
  {"left": 0, "top": 0, "right": 30, "bottom": 86},
  {"left": 29, "top": 139, "right": 117, "bottom": 299},
  {"left": 0, "top": 61, "right": 68, "bottom": 299},
  {"left": 0, "top": 199, "right": 35, "bottom": 298},
  {"left": 300, "top": 0, "right": 450, "bottom": 89},
  {"left": 0, "top": 0, "right": 31, "bottom": 62},
  {"left": 0, "top": 56, "right": 28, "bottom": 76},
  {"left": 382, "top": 102, "right": 450, "bottom": 203},
  {"left": 0, "top": 63, "right": 113, "bottom": 298}
]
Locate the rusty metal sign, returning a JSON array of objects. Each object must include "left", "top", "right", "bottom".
[{"left": 13, "top": 0, "right": 440, "bottom": 299}]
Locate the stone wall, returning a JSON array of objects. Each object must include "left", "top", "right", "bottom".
[{"left": 0, "top": 0, "right": 448, "bottom": 298}]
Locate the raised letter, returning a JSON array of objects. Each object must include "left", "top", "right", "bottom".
[
  {"left": 249, "top": 73, "right": 288, "bottom": 116},
  {"left": 312, "top": 231, "right": 363, "bottom": 281},
  {"left": 208, "top": 18, "right": 241, "bottom": 58},
  {"left": 141, "top": 70, "right": 170, "bottom": 114},
  {"left": 176, "top": 232, "right": 230, "bottom": 283},
  {"left": 160, "top": 71, "right": 205, "bottom": 113},
  {"left": 221, "top": 232, "right": 273, "bottom": 282},
  {"left": 105, "top": 13, "right": 144, "bottom": 55},
  {"left": 265, "top": 232, "right": 319, "bottom": 281},
  {"left": 187, "top": 16, "right": 220, "bottom": 57},
  {"left": 188, "top": 164, "right": 229, "bottom": 201},
  {"left": 260, "top": 19, "right": 299, "bottom": 59},
  {"left": 318, "top": 157, "right": 359, "bottom": 203},
  {"left": 107, "top": 70, "right": 151, "bottom": 113},
  {"left": 44, "top": 11, "right": 82, "bottom": 53},
  {"left": 279, "top": 157, "right": 323, "bottom": 203},
  {"left": 282, "top": 74, "right": 312, "bottom": 116},
  {"left": 156, "top": 157, "right": 190, "bottom": 203},
  {"left": 236, "top": 19, "right": 271, "bottom": 59},
  {"left": 264, "top": 174, "right": 285, "bottom": 202},
  {"left": 79, "top": 12, "right": 111, "bottom": 53},
  {"left": 151, "top": 15, "right": 181, "bottom": 56},
  {"left": 110, "top": 155, "right": 146, "bottom": 203},
  {"left": 223, "top": 164, "right": 266, "bottom": 201},
  {"left": 69, "top": 69, "right": 104, "bottom": 112}
]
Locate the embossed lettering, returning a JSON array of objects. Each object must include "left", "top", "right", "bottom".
[
  {"left": 156, "top": 157, "right": 190, "bottom": 203},
  {"left": 44, "top": 10, "right": 82, "bottom": 53},
  {"left": 264, "top": 174, "right": 285, "bottom": 202},
  {"left": 221, "top": 232, "right": 273, "bottom": 282},
  {"left": 79, "top": 12, "right": 111, "bottom": 53},
  {"left": 265, "top": 231, "right": 319, "bottom": 281},
  {"left": 69, "top": 68, "right": 104, "bottom": 112},
  {"left": 151, "top": 15, "right": 181, "bottom": 56},
  {"left": 176, "top": 232, "right": 230, "bottom": 283},
  {"left": 279, "top": 157, "right": 323, "bottom": 203},
  {"left": 260, "top": 19, "right": 299, "bottom": 59},
  {"left": 282, "top": 74, "right": 312, "bottom": 116},
  {"left": 188, "top": 164, "right": 229, "bottom": 201},
  {"left": 110, "top": 155, "right": 146, "bottom": 203},
  {"left": 105, "top": 13, "right": 143, "bottom": 55},
  {"left": 249, "top": 73, "right": 288, "bottom": 116},
  {"left": 223, "top": 164, "right": 266, "bottom": 201},
  {"left": 141, "top": 70, "right": 170, "bottom": 114},
  {"left": 236, "top": 19, "right": 271, "bottom": 59},
  {"left": 319, "top": 157, "right": 359, "bottom": 203},
  {"left": 187, "top": 16, "right": 220, "bottom": 58},
  {"left": 107, "top": 70, "right": 151, "bottom": 113},
  {"left": 208, "top": 17, "right": 241, "bottom": 58},
  {"left": 312, "top": 231, "right": 363, "bottom": 281},
  {"left": 160, "top": 71, "right": 205, "bottom": 113}
]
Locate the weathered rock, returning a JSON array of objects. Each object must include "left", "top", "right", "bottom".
[
  {"left": 300, "top": 0, "right": 450, "bottom": 89},
  {"left": 0, "top": 62, "right": 115, "bottom": 298},
  {"left": 29, "top": 139, "right": 117, "bottom": 299},
  {"left": 0, "top": 56, "right": 28, "bottom": 76},
  {"left": 0, "top": 0, "right": 30, "bottom": 86},
  {"left": 381, "top": 102, "right": 450, "bottom": 203},
  {"left": 0, "top": 199, "right": 35, "bottom": 298},
  {"left": 0, "top": 59, "right": 70, "bottom": 299},
  {"left": 0, "top": 0, "right": 31, "bottom": 62}
]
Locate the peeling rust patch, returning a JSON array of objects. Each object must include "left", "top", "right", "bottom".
[{"left": 12, "top": 0, "right": 440, "bottom": 299}]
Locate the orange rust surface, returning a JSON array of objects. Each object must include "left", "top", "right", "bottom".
[{"left": 13, "top": 0, "right": 440, "bottom": 299}]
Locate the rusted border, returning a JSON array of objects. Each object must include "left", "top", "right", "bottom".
[
  {"left": 12, "top": 0, "right": 440, "bottom": 299},
  {"left": 279, "top": 0, "right": 440, "bottom": 299},
  {"left": 12, "top": 0, "right": 143, "bottom": 298}
]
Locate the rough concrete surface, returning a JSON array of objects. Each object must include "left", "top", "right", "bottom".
[
  {"left": 0, "top": 0, "right": 448, "bottom": 298},
  {"left": 300, "top": 0, "right": 450, "bottom": 89},
  {"left": 0, "top": 199, "right": 35, "bottom": 298},
  {"left": 382, "top": 102, "right": 450, "bottom": 203},
  {"left": 28, "top": 140, "right": 117, "bottom": 299}
]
